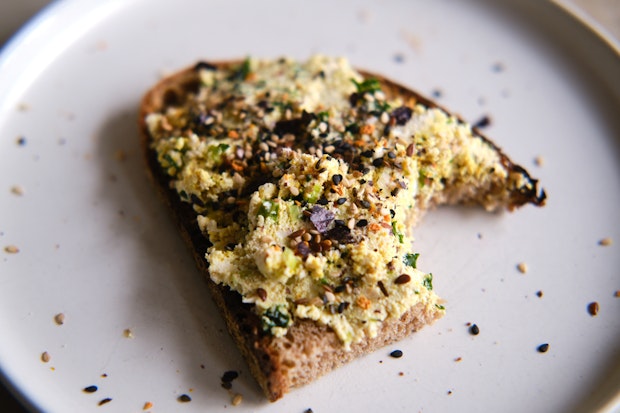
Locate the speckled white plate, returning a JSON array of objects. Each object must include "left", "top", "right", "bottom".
[{"left": 1, "top": 1, "right": 619, "bottom": 412}]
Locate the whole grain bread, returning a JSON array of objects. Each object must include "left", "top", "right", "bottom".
[{"left": 139, "top": 59, "right": 545, "bottom": 401}]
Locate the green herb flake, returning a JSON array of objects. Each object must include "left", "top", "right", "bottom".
[
  {"left": 207, "top": 143, "right": 230, "bottom": 163},
  {"left": 423, "top": 274, "right": 433, "bottom": 291},
  {"left": 352, "top": 78, "right": 382, "bottom": 94},
  {"left": 231, "top": 57, "right": 252, "bottom": 81},
  {"left": 435, "top": 304, "right": 446, "bottom": 310},
  {"left": 418, "top": 169, "right": 427, "bottom": 188},
  {"left": 258, "top": 200, "right": 279, "bottom": 220},
  {"left": 261, "top": 306, "right": 290, "bottom": 332},
  {"left": 317, "top": 111, "right": 330, "bottom": 122},
  {"left": 345, "top": 123, "right": 360, "bottom": 134},
  {"left": 391, "top": 221, "right": 404, "bottom": 244},
  {"left": 163, "top": 153, "right": 180, "bottom": 169},
  {"left": 404, "top": 253, "right": 420, "bottom": 268}
]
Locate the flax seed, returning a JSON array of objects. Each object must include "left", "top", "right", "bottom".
[
  {"left": 394, "top": 274, "right": 411, "bottom": 284},
  {"left": 54, "top": 313, "right": 65, "bottom": 325},
  {"left": 587, "top": 301, "right": 599, "bottom": 316}
]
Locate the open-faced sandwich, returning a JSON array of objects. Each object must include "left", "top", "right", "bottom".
[{"left": 139, "top": 55, "right": 545, "bottom": 401}]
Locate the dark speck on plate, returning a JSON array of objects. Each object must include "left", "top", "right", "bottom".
[
  {"left": 472, "top": 115, "right": 492, "bottom": 129},
  {"left": 393, "top": 53, "right": 405, "bottom": 64},
  {"left": 178, "top": 394, "right": 192, "bottom": 402},
  {"left": 389, "top": 349, "right": 403, "bottom": 358},
  {"left": 491, "top": 62, "right": 505, "bottom": 73},
  {"left": 98, "top": 398, "right": 112, "bottom": 406}
]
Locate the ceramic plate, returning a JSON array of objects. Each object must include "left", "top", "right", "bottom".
[{"left": 1, "top": 0, "right": 619, "bottom": 412}]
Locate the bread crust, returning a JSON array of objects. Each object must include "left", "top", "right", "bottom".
[{"left": 139, "top": 60, "right": 544, "bottom": 401}]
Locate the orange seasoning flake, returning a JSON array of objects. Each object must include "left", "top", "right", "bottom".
[
  {"left": 359, "top": 124, "right": 375, "bottom": 135},
  {"left": 368, "top": 222, "right": 383, "bottom": 232},
  {"left": 356, "top": 295, "right": 371, "bottom": 310}
]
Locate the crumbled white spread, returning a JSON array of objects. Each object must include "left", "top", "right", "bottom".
[{"left": 146, "top": 55, "right": 528, "bottom": 348}]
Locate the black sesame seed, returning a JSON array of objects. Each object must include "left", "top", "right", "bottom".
[
  {"left": 372, "top": 158, "right": 385, "bottom": 167},
  {"left": 336, "top": 197, "right": 347, "bottom": 205},
  {"left": 17, "top": 136, "right": 27, "bottom": 146},
  {"left": 98, "top": 398, "right": 112, "bottom": 406},
  {"left": 361, "top": 150, "right": 374, "bottom": 158},
  {"left": 390, "top": 349, "right": 403, "bottom": 358},
  {"left": 472, "top": 115, "right": 492, "bottom": 129},
  {"left": 356, "top": 219, "right": 368, "bottom": 227},
  {"left": 83, "top": 385, "right": 98, "bottom": 393},
  {"left": 469, "top": 324, "right": 480, "bottom": 335},
  {"left": 178, "top": 394, "right": 192, "bottom": 402},
  {"left": 387, "top": 151, "right": 396, "bottom": 159},
  {"left": 334, "top": 219, "right": 346, "bottom": 226},
  {"left": 360, "top": 200, "right": 371, "bottom": 209},
  {"left": 537, "top": 343, "right": 550, "bottom": 353},
  {"left": 332, "top": 174, "right": 343, "bottom": 185},
  {"left": 377, "top": 280, "right": 389, "bottom": 297},
  {"left": 221, "top": 370, "right": 239, "bottom": 382},
  {"left": 337, "top": 302, "right": 347, "bottom": 313},
  {"left": 317, "top": 197, "right": 329, "bottom": 205},
  {"left": 335, "top": 285, "right": 346, "bottom": 293}
]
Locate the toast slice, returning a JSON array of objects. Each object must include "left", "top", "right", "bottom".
[{"left": 139, "top": 56, "right": 545, "bottom": 401}]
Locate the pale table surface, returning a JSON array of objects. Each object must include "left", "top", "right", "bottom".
[{"left": 0, "top": 0, "right": 618, "bottom": 411}]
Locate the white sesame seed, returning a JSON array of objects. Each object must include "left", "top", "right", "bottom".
[
  {"left": 232, "top": 393, "right": 243, "bottom": 406},
  {"left": 380, "top": 112, "right": 390, "bottom": 124},
  {"left": 517, "top": 262, "right": 528, "bottom": 274},
  {"left": 10, "top": 185, "right": 24, "bottom": 196},
  {"left": 347, "top": 218, "right": 356, "bottom": 229},
  {"left": 4, "top": 245, "right": 19, "bottom": 254}
]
